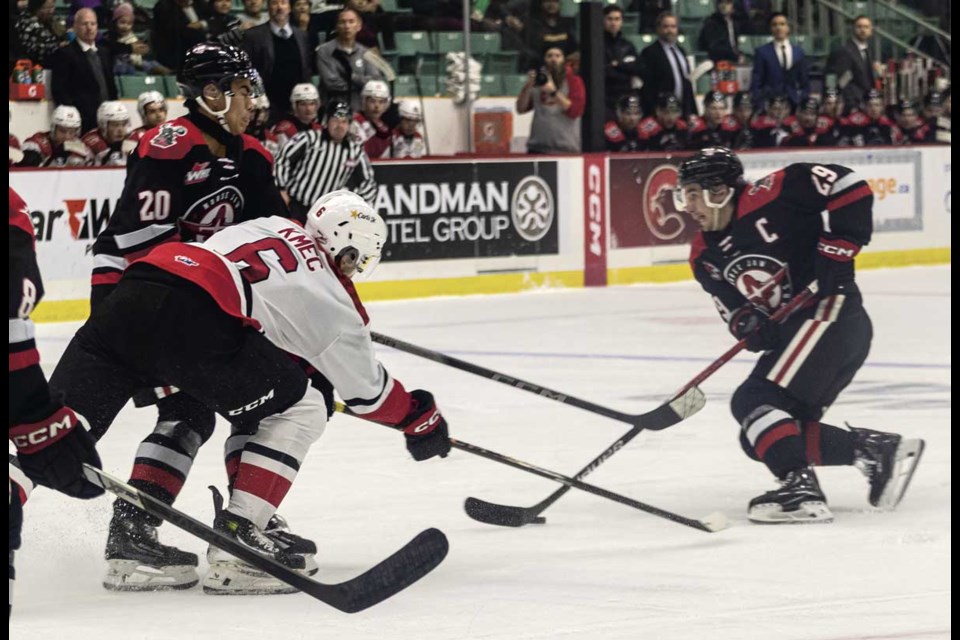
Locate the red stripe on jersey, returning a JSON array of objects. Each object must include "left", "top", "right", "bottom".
[
  {"left": 9, "top": 348, "right": 40, "bottom": 372},
  {"left": 813, "top": 295, "right": 838, "bottom": 321},
  {"left": 325, "top": 252, "right": 369, "bottom": 325},
  {"left": 17, "top": 485, "right": 28, "bottom": 505},
  {"left": 233, "top": 463, "right": 293, "bottom": 508},
  {"left": 91, "top": 271, "right": 123, "bottom": 286},
  {"left": 689, "top": 231, "right": 707, "bottom": 271},
  {"left": 132, "top": 243, "right": 262, "bottom": 332},
  {"left": 770, "top": 317, "right": 825, "bottom": 385},
  {"left": 241, "top": 134, "right": 274, "bottom": 167},
  {"left": 9, "top": 188, "right": 36, "bottom": 245},
  {"left": 736, "top": 170, "right": 785, "bottom": 219},
  {"left": 130, "top": 464, "right": 185, "bottom": 497},
  {"left": 755, "top": 420, "right": 801, "bottom": 459},
  {"left": 827, "top": 184, "right": 872, "bottom": 212},
  {"left": 225, "top": 457, "right": 241, "bottom": 484},
  {"left": 804, "top": 420, "right": 822, "bottom": 465},
  {"left": 360, "top": 378, "right": 413, "bottom": 425}
]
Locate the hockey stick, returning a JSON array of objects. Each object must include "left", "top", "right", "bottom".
[
  {"left": 334, "top": 405, "right": 728, "bottom": 533},
  {"left": 82, "top": 464, "right": 448, "bottom": 613},
  {"left": 370, "top": 332, "right": 707, "bottom": 431},
  {"left": 465, "top": 281, "right": 820, "bottom": 527}
]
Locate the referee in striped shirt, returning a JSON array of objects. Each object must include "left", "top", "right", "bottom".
[{"left": 275, "top": 99, "right": 378, "bottom": 216}]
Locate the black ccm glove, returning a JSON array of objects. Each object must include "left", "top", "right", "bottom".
[
  {"left": 728, "top": 304, "right": 779, "bottom": 353},
  {"left": 399, "top": 390, "right": 451, "bottom": 461},
  {"left": 815, "top": 235, "right": 860, "bottom": 297}
]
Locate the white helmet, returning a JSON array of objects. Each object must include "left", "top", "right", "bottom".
[
  {"left": 361, "top": 80, "right": 390, "bottom": 100},
  {"left": 305, "top": 189, "right": 387, "bottom": 279},
  {"left": 290, "top": 83, "right": 319, "bottom": 105},
  {"left": 254, "top": 94, "right": 271, "bottom": 110},
  {"left": 137, "top": 90, "right": 167, "bottom": 119},
  {"left": 96, "top": 101, "right": 130, "bottom": 132},
  {"left": 51, "top": 105, "right": 82, "bottom": 131},
  {"left": 398, "top": 100, "right": 421, "bottom": 121}
]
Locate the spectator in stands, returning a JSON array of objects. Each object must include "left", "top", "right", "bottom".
[
  {"left": 725, "top": 90, "right": 754, "bottom": 148},
  {"left": 749, "top": 93, "right": 790, "bottom": 147},
  {"left": 517, "top": 43, "right": 585, "bottom": 154},
  {"left": 841, "top": 88, "right": 900, "bottom": 146},
  {"left": 826, "top": 16, "right": 880, "bottom": 112},
  {"left": 208, "top": 0, "right": 239, "bottom": 38},
  {"left": 271, "top": 82, "right": 323, "bottom": 151},
  {"left": 81, "top": 100, "right": 130, "bottom": 165},
  {"left": 107, "top": 2, "right": 172, "bottom": 75},
  {"left": 738, "top": 0, "right": 773, "bottom": 35},
  {"left": 18, "top": 105, "right": 92, "bottom": 167},
  {"left": 750, "top": 13, "right": 808, "bottom": 110},
  {"left": 603, "top": 4, "right": 642, "bottom": 116},
  {"left": 603, "top": 92, "right": 644, "bottom": 152},
  {"left": 522, "top": 0, "right": 578, "bottom": 72},
  {"left": 316, "top": 8, "right": 386, "bottom": 111},
  {"left": 239, "top": 0, "right": 267, "bottom": 29},
  {"left": 50, "top": 8, "right": 119, "bottom": 133},
  {"left": 127, "top": 90, "right": 169, "bottom": 144},
  {"left": 637, "top": 92, "right": 687, "bottom": 151},
  {"left": 347, "top": 0, "right": 386, "bottom": 51},
  {"left": 628, "top": 0, "right": 670, "bottom": 34},
  {"left": 895, "top": 99, "right": 931, "bottom": 144},
  {"left": 16, "top": 0, "right": 67, "bottom": 66},
  {"left": 350, "top": 79, "right": 392, "bottom": 158},
  {"left": 639, "top": 12, "right": 696, "bottom": 118},
  {"left": 151, "top": 0, "right": 212, "bottom": 72},
  {"left": 698, "top": 0, "right": 742, "bottom": 64},
  {"left": 243, "top": 0, "right": 312, "bottom": 121},
  {"left": 688, "top": 90, "right": 737, "bottom": 148},
  {"left": 479, "top": 0, "right": 529, "bottom": 64},
  {"left": 388, "top": 100, "right": 426, "bottom": 158}
]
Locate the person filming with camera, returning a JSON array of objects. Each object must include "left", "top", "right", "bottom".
[{"left": 517, "top": 43, "right": 586, "bottom": 154}]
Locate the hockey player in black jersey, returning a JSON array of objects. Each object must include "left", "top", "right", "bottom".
[
  {"left": 75, "top": 42, "right": 299, "bottom": 592},
  {"left": 676, "top": 147, "right": 924, "bottom": 524}
]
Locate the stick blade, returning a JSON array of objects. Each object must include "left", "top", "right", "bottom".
[
  {"left": 699, "top": 511, "right": 731, "bottom": 532},
  {"left": 464, "top": 497, "right": 540, "bottom": 527},
  {"left": 640, "top": 386, "right": 707, "bottom": 431}
]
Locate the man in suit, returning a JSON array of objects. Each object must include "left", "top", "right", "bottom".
[
  {"left": 749, "top": 12, "right": 809, "bottom": 110},
  {"left": 50, "top": 8, "right": 119, "bottom": 133},
  {"left": 242, "top": 0, "right": 312, "bottom": 121},
  {"left": 826, "top": 15, "right": 879, "bottom": 110},
  {"left": 640, "top": 11, "right": 697, "bottom": 117}
]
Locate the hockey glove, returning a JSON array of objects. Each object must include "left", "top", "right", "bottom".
[
  {"left": 10, "top": 407, "right": 105, "bottom": 499},
  {"left": 400, "top": 390, "right": 451, "bottom": 462},
  {"left": 815, "top": 235, "right": 860, "bottom": 297},
  {"left": 728, "top": 305, "right": 779, "bottom": 352}
]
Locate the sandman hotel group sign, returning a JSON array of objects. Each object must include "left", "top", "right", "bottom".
[{"left": 373, "top": 160, "right": 559, "bottom": 261}]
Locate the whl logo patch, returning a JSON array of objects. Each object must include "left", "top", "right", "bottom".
[{"left": 185, "top": 162, "right": 211, "bottom": 185}]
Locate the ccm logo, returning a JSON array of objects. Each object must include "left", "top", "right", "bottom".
[
  {"left": 228, "top": 389, "right": 276, "bottom": 415},
  {"left": 818, "top": 241, "right": 858, "bottom": 259},
  {"left": 412, "top": 412, "right": 441, "bottom": 434},
  {"left": 587, "top": 164, "right": 603, "bottom": 257},
  {"left": 12, "top": 415, "right": 74, "bottom": 448}
]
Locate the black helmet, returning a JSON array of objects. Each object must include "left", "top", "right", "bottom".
[
  {"left": 616, "top": 93, "right": 641, "bottom": 115},
  {"left": 703, "top": 90, "right": 726, "bottom": 108},
  {"left": 325, "top": 99, "right": 352, "bottom": 120},
  {"left": 923, "top": 91, "right": 943, "bottom": 107},
  {"left": 799, "top": 97, "right": 819, "bottom": 113},
  {"left": 655, "top": 92, "right": 682, "bottom": 112},
  {"left": 677, "top": 147, "right": 744, "bottom": 190},
  {"left": 897, "top": 99, "right": 917, "bottom": 114},
  {"left": 863, "top": 88, "right": 883, "bottom": 104},
  {"left": 733, "top": 91, "right": 752, "bottom": 109},
  {"left": 178, "top": 43, "right": 261, "bottom": 100}
]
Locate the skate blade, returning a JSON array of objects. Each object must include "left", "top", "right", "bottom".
[
  {"left": 748, "top": 501, "right": 834, "bottom": 524},
  {"left": 202, "top": 561, "right": 300, "bottom": 595},
  {"left": 103, "top": 559, "right": 199, "bottom": 591},
  {"left": 876, "top": 439, "right": 925, "bottom": 510}
]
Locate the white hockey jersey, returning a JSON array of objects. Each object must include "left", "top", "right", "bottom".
[{"left": 134, "top": 216, "right": 413, "bottom": 424}]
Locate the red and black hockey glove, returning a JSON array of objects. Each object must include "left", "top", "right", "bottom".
[
  {"left": 400, "top": 390, "right": 451, "bottom": 462},
  {"left": 10, "top": 407, "right": 104, "bottom": 499},
  {"left": 815, "top": 235, "right": 860, "bottom": 297},
  {"left": 728, "top": 305, "right": 779, "bottom": 352}
]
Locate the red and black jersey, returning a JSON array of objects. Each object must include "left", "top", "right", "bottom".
[
  {"left": 781, "top": 116, "right": 841, "bottom": 147},
  {"left": 749, "top": 115, "right": 789, "bottom": 148},
  {"left": 603, "top": 120, "right": 643, "bottom": 152},
  {"left": 900, "top": 122, "right": 933, "bottom": 144},
  {"left": 689, "top": 163, "right": 873, "bottom": 321},
  {"left": 9, "top": 134, "right": 21, "bottom": 166},
  {"left": 90, "top": 109, "right": 289, "bottom": 303},
  {"left": 81, "top": 129, "right": 127, "bottom": 167},
  {"left": 723, "top": 115, "right": 755, "bottom": 149},
  {"left": 127, "top": 126, "right": 150, "bottom": 145},
  {"left": 270, "top": 116, "right": 322, "bottom": 152},
  {"left": 841, "top": 112, "right": 902, "bottom": 146},
  {"left": 687, "top": 116, "right": 738, "bottom": 150},
  {"left": 637, "top": 116, "right": 688, "bottom": 152}
]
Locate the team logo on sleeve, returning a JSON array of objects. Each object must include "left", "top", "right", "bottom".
[
  {"left": 175, "top": 255, "right": 200, "bottom": 267},
  {"left": 150, "top": 123, "right": 188, "bottom": 150},
  {"left": 723, "top": 255, "right": 791, "bottom": 311}
]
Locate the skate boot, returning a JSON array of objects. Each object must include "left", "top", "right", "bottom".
[
  {"left": 203, "top": 511, "right": 306, "bottom": 595},
  {"left": 851, "top": 426, "right": 925, "bottom": 509},
  {"left": 264, "top": 513, "right": 318, "bottom": 575},
  {"left": 103, "top": 505, "right": 199, "bottom": 591},
  {"left": 748, "top": 467, "right": 833, "bottom": 524}
]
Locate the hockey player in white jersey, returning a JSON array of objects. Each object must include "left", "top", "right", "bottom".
[{"left": 50, "top": 191, "right": 451, "bottom": 594}]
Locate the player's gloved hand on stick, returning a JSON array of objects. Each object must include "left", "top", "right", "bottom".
[
  {"left": 400, "top": 390, "right": 451, "bottom": 461},
  {"left": 10, "top": 406, "right": 105, "bottom": 499},
  {"left": 728, "top": 305, "right": 778, "bottom": 352},
  {"left": 815, "top": 234, "right": 860, "bottom": 297}
]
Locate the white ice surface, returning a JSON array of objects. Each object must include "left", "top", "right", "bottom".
[{"left": 11, "top": 266, "right": 951, "bottom": 640}]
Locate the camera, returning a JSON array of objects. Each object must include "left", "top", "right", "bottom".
[{"left": 534, "top": 68, "right": 549, "bottom": 87}]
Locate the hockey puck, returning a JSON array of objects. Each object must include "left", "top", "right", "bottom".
[{"left": 531, "top": 516, "right": 547, "bottom": 525}]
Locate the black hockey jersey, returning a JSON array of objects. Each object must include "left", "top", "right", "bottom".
[
  {"left": 689, "top": 163, "right": 873, "bottom": 321},
  {"left": 91, "top": 108, "right": 289, "bottom": 299}
]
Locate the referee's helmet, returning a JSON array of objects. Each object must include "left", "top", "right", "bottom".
[{"left": 306, "top": 190, "right": 387, "bottom": 279}]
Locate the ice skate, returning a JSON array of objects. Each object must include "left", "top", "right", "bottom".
[
  {"left": 748, "top": 467, "right": 833, "bottom": 524},
  {"left": 103, "top": 510, "right": 199, "bottom": 591},
  {"left": 851, "top": 426, "right": 925, "bottom": 509}
]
